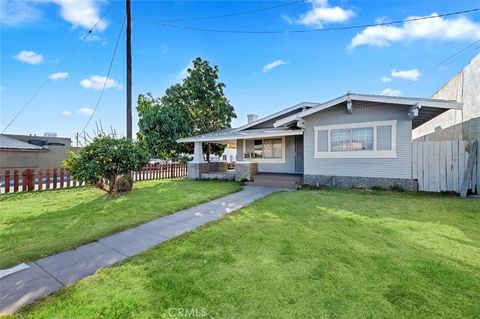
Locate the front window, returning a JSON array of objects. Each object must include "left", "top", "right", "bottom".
[
  {"left": 245, "top": 138, "right": 282, "bottom": 159},
  {"left": 331, "top": 127, "right": 373, "bottom": 151}
]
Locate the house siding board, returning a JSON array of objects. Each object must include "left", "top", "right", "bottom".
[
  {"left": 236, "top": 136, "right": 296, "bottom": 173},
  {"left": 304, "top": 104, "right": 413, "bottom": 179}
]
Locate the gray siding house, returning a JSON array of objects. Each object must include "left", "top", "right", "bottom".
[{"left": 178, "top": 93, "right": 461, "bottom": 190}]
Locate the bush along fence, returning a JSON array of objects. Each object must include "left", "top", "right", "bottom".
[{"left": 0, "top": 163, "right": 188, "bottom": 194}]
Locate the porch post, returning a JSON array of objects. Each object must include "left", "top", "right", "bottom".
[
  {"left": 188, "top": 141, "right": 208, "bottom": 179},
  {"left": 193, "top": 141, "right": 205, "bottom": 163}
]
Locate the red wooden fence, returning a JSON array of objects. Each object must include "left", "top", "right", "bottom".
[{"left": 0, "top": 163, "right": 187, "bottom": 194}]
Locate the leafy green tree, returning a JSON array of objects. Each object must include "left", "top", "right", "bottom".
[
  {"left": 137, "top": 57, "right": 236, "bottom": 161},
  {"left": 63, "top": 136, "right": 148, "bottom": 195}
]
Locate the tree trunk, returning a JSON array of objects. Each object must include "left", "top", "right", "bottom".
[{"left": 108, "top": 176, "right": 117, "bottom": 194}]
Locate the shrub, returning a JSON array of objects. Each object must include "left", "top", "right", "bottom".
[
  {"left": 63, "top": 136, "right": 149, "bottom": 195},
  {"left": 371, "top": 185, "right": 384, "bottom": 191}
]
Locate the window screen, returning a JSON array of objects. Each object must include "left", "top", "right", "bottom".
[{"left": 377, "top": 125, "right": 392, "bottom": 150}]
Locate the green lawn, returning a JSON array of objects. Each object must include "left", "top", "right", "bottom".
[
  {"left": 0, "top": 179, "right": 241, "bottom": 269},
  {"left": 9, "top": 189, "right": 480, "bottom": 319}
]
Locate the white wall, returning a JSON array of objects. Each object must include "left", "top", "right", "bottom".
[{"left": 413, "top": 54, "right": 480, "bottom": 141}]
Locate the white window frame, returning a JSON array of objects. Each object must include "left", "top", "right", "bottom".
[
  {"left": 314, "top": 120, "right": 397, "bottom": 159},
  {"left": 243, "top": 136, "right": 286, "bottom": 163}
]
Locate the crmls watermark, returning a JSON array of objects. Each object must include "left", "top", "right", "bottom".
[{"left": 168, "top": 307, "right": 207, "bottom": 317}]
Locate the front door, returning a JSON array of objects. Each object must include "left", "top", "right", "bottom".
[{"left": 294, "top": 135, "right": 304, "bottom": 173}]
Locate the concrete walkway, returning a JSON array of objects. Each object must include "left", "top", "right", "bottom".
[{"left": 0, "top": 186, "right": 282, "bottom": 314}]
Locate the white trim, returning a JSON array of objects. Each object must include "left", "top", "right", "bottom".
[
  {"left": 177, "top": 129, "right": 302, "bottom": 143},
  {"left": 242, "top": 136, "right": 286, "bottom": 164},
  {"left": 274, "top": 92, "right": 462, "bottom": 128},
  {"left": 314, "top": 120, "right": 397, "bottom": 159}
]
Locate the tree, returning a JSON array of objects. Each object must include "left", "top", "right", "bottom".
[
  {"left": 63, "top": 136, "right": 149, "bottom": 195},
  {"left": 137, "top": 57, "right": 236, "bottom": 161}
]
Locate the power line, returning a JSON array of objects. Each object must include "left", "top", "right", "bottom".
[
  {"left": 1, "top": 3, "right": 115, "bottom": 134},
  {"left": 136, "top": 7, "right": 480, "bottom": 34},
  {"left": 153, "top": 0, "right": 306, "bottom": 22},
  {"left": 382, "top": 39, "right": 480, "bottom": 96},
  {"left": 79, "top": 15, "right": 127, "bottom": 136}
]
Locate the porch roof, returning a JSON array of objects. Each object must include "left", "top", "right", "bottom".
[{"left": 177, "top": 127, "right": 303, "bottom": 143}]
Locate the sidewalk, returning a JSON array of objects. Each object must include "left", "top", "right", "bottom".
[{"left": 0, "top": 186, "right": 283, "bottom": 314}]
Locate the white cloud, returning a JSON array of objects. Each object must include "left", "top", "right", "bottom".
[
  {"left": 77, "top": 108, "right": 94, "bottom": 116},
  {"left": 350, "top": 13, "right": 480, "bottom": 49},
  {"left": 285, "top": 0, "right": 354, "bottom": 28},
  {"left": 381, "top": 76, "right": 392, "bottom": 83},
  {"left": 49, "top": 72, "right": 69, "bottom": 80},
  {"left": 80, "top": 76, "right": 122, "bottom": 90},
  {"left": 380, "top": 88, "right": 402, "bottom": 97},
  {"left": 62, "top": 110, "right": 73, "bottom": 117},
  {"left": 0, "top": 0, "right": 42, "bottom": 26},
  {"left": 14, "top": 50, "right": 44, "bottom": 64},
  {"left": 1, "top": 0, "right": 107, "bottom": 31},
  {"left": 263, "top": 59, "right": 287, "bottom": 73},
  {"left": 391, "top": 69, "right": 421, "bottom": 81},
  {"left": 43, "top": 0, "right": 108, "bottom": 31}
]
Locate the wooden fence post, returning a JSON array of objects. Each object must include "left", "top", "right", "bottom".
[
  {"left": 13, "top": 169, "right": 19, "bottom": 192},
  {"left": 5, "top": 170, "right": 10, "bottom": 193},
  {"left": 60, "top": 168, "right": 64, "bottom": 188},
  {"left": 66, "top": 171, "right": 70, "bottom": 188},
  {"left": 22, "top": 169, "right": 28, "bottom": 192},
  {"left": 46, "top": 168, "right": 50, "bottom": 190},
  {"left": 29, "top": 169, "right": 35, "bottom": 191},
  {"left": 53, "top": 168, "right": 58, "bottom": 189},
  {"left": 38, "top": 169, "right": 43, "bottom": 191}
]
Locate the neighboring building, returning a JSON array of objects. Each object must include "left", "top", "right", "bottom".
[
  {"left": 209, "top": 147, "right": 237, "bottom": 162},
  {"left": 413, "top": 54, "right": 480, "bottom": 141},
  {"left": 178, "top": 93, "right": 460, "bottom": 190},
  {"left": 0, "top": 133, "right": 81, "bottom": 170}
]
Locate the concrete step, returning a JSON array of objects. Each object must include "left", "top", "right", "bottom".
[{"left": 245, "top": 180, "right": 299, "bottom": 189}]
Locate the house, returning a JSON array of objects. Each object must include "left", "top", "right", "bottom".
[
  {"left": 0, "top": 133, "right": 81, "bottom": 171},
  {"left": 0, "top": 135, "right": 48, "bottom": 170},
  {"left": 177, "top": 93, "right": 461, "bottom": 190}
]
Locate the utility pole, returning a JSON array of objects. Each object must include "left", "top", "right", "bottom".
[{"left": 126, "top": 0, "right": 132, "bottom": 140}]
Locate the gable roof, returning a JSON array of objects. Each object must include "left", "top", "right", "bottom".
[
  {"left": 237, "top": 102, "right": 318, "bottom": 131},
  {"left": 274, "top": 93, "right": 462, "bottom": 128},
  {"left": 0, "top": 135, "right": 46, "bottom": 151}
]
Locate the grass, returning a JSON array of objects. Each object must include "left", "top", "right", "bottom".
[
  {"left": 0, "top": 179, "right": 241, "bottom": 269},
  {"left": 8, "top": 189, "right": 480, "bottom": 319}
]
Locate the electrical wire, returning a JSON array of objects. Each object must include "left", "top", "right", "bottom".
[
  {"left": 79, "top": 15, "right": 127, "bottom": 136},
  {"left": 154, "top": 0, "right": 307, "bottom": 22},
  {"left": 1, "top": 3, "right": 116, "bottom": 134},
  {"left": 136, "top": 8, "right": 480, "bottom": 34}
]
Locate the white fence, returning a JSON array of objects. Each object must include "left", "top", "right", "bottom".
[{"left": 412, "top": 140, "right": 478, "bottom": 193}]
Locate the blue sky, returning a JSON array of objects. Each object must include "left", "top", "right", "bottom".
[{"left": 1, "top": 0, "right": 480, "bottom": 141}]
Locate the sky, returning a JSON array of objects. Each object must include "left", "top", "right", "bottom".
[{"left": 1, "top": 0, "right": 480, "bottom": 143}]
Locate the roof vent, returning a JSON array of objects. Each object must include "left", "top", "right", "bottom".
[{"left": 247, "top": 114, "right": 258, "bottom": 124}]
